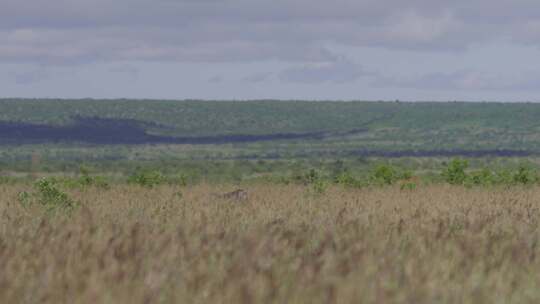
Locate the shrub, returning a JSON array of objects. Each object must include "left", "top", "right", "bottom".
[
  {"left": 167, "top": 173, "right": 188, "bottom": 186},
  {"left": 493, "top": 169, "right": 513, "bottom": 185},
  {"left": 442, "top": 159, "right": 468, "bottom": 185},
  {"left": 91, "top": 176, "right": 110, "bottom": 189},
  {"left": 17, "top": 191, "right": 32, "bottom": 209},
  {"left": 400, "top": 182, "right": 417, "bottom": 191},
  {"left": 464, "top": 166, "right": 538, "bottom": 187},
  {"left": 370, "top": 164, "right": 411, "bottom": 186},
  {"left": 304, "top": 169, "right": 321, "bottom": 184},
  {"left": 299, "top": 169, "right": 327, "bottom": 194},
  {"left": 128, "top": 169, "right": 166, "bottom": 188},
  {"left": 512, "top": 165, "right": 537, "bottom": 185},
  {"left": 310, "top": 178, "right": 327, "bottom": 194},
  {"left": 34, "top": 178, "right": 78, "bottom": 213},
  {"left": 334, "top": 171, "right": 361, "bottom": 187},
  {"left": 78, "top": 165, "right": 93, "bottom": 187},
  {"left": 80, "top": 166, "right": 110, "bottom": 189},
  {"left": 59, "top": 166, "right": 110, "bottom": 190},
  {"left": 467, "top": 168, "right": 495, "bottom": 186}
]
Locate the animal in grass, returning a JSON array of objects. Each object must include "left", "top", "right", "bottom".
[
  {"left": 213, "top": 189, "right": 249, "bottom": 202},
  {"left": 399, "top": 176, "right": 421, "bottom": 190}
]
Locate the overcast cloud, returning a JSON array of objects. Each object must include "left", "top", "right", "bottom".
[
  {"left": 279, "top": 58, "right": 369, "bottom": 84},
  {"left": 1, "top": 0, "right": 540, "bottom": 100}
]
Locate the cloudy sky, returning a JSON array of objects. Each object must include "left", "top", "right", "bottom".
[{"left": 2, "top": 0, "right": 540, "bottom": 101}]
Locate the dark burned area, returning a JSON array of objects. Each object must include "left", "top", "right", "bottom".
[
  {"left": 0, "top": 116, "right": 533, "bottom": 158},
  {"left": 0, "top": 116, "right": 326, "bottom": 145}
]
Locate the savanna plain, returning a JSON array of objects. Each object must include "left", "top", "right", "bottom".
[
  {"left": 3, "top": 100, "right": 540, "bottom": 303},
  {"left": 2, "top": 182, "right": 540, "bottom": 303}
]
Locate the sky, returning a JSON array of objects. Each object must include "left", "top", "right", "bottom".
[{"left": 2, "top": 0, "right": 540, "bottom": 101}]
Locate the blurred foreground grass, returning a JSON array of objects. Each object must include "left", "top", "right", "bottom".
[{"left": 1, "top": 184, "right": 540, "bottom": 303}]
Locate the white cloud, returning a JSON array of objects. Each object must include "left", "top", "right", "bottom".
[
  {"left": 108, "top": 65, "right": 139, "bottom": 81},
  {"left": 376, "top": 69, "right": 540, "bottom": 91},
  {"left": 1, "top": 0, "right": 540, "bottom": 65},
  {"left": 9, "top": 68, "right": 49, "bottom": 85},
  {"left": 208, "top": 75, "right": 224, "bottom": 83},
  {"left": 279, "top": 58, "right": 370, "bottom": 84},
  {"left": 3, "top": 0, "right": 540, "bottom": 100},
  {"left": 242, "top": 72, "right": 274, "bottom": 83}
]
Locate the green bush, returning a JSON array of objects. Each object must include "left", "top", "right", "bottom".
[
  {"left": 370, "top": 164, "right": 411, "bottom": 186},
  {"left": 512, "top": 165, "right": 537, "bottom": 185},
  {"left": 167, "top": 173, "right": 188, "bottom": 186},
  {"left": 78, "top": 165, "right": 93, "bottom": 186},
  {"left": 450, "top": 164, "right": 538, "bottom": 187},
  {"left": 128, "top": 170, "right": 166, "bottom": 188},
  {"left": 400, "top": 182, "right": 417, "bottom": 191},
  {"left": 58, "top": 166, "right": 110, "bottom": 190},
  {"left": 34, "top": 178, "right": 78, "bottom": 213},
  {"left": 334, "top": 171, "right": 362, "bottom": 187},
  {"left": 467, "top": 168, "right": 495, "bottom": 186},
  {"left": 298, "top": 169, "right": 327, "bottom": 194},
  {"left": 17, "top": 191, "right": 32, "bottom": 209},
  {"left": 442, "top": 159, "right": 468, "bottom": 185},
  {"left": 493, "top": 169, "right": 513, "bottom": 185}
]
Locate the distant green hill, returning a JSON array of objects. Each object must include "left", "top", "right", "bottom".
[{"left": 1, "top": 99, "right": 540, "bottom": 154}]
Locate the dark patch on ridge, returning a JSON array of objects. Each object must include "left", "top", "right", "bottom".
[
  {"left": 346, "top": 149, "right": 533, "bottom": 158},
  {"left": 228, "top": 149, "right": 534, "bottom": 160},
  {"left": 0, "top": 116, "right": 330, "bottom": 145},
  {"left": 0, "top": 117, "right": 534, "bottom": 158}
]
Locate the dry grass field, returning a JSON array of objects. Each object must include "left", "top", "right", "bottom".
[{"left": 1, "top": 184, "right": 540, "bottom": 303}]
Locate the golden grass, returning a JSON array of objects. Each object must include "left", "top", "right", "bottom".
[{"left": 1, "top": 184, "right": 540, "bottom": 303}]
